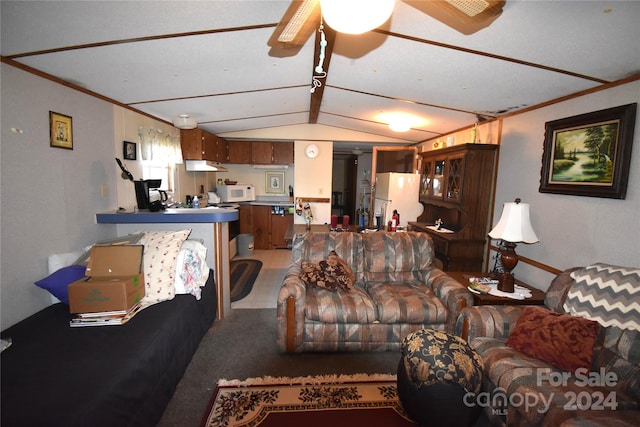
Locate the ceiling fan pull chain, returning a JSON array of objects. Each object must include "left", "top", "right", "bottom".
[
  {"left": 311, "top": 23, "right": 328, "bottom": 93},
  {"left": 315, "top": 24, "right": 327, "bottom": 74}
]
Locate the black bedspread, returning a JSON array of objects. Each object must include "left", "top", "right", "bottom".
[{"left": 1, "top": 270, "right": 216, "bottom": 427}]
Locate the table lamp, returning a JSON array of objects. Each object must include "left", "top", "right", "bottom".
[{"left": 488, "top": 198, "right": 539, "bottom": 292}]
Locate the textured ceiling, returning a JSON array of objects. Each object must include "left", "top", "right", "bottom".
[{"left": 2, "top": 1, "right": 639, "bottom": 153}]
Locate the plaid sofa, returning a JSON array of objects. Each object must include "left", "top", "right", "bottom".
[
  {"left": 455, "top": 265, "right": 640, "bottom": 427},
  {"left": 276, "top": 231, "right": 472, "bottom": 352}
]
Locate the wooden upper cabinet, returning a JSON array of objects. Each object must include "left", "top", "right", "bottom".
[
  {"left": 251, "top": 141, "right": 294, "bottom": 165},
  {"left": 180, "top": 129, "right": 205, "bottom": 160},
  {"left": 180, "top": 129, "right": 228, "bottom": 162},
  {"left": 272, "top": 142, "right": 294, "bottom": 164},
  {"left": 251, "top": 142, "right": 273, "bottom": 164},
  {"left": 185, "top": 137, "right": 294, "bottom": 165},
  {"left": 215, "top": 136, "right": 229, "bottom": 162},
  {"left": 228, "top": 141, "right": 252, "bottom": 164}
]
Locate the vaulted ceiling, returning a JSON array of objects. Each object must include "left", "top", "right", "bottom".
[{"left": 2, "top": 1, "right": 639, "bottom": 153}]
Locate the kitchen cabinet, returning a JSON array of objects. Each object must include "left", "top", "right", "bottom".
[
  {"left": 239, "top": 205, "right": 253, "bottom": 234},
  {"left": 271, "top": 212, "right": 293, "bottom": 249},
  {"left": 272, "top": 142, "right": 294, "bottom": 164},
  {"left": 240, "top": 205, "right": 293, "bottom": 250},
  {"left": 180, "top": 129, "right": 228, "bottom": 162},
  {"left": 413, "top": 144, "right": 498, "bottom": 271},
  {"left": 251, "top": 205, "right": 271, "bottom": 250},
  {"left": 251, "top": 141, "right": 294, "bottom": 165},
  {"left": 228, "top": 141, "right": 252, "bottom": 164}
]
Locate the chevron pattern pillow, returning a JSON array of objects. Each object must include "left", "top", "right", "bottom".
[{"left": 564, "top": 263, "right": 640, "bottom": 332}]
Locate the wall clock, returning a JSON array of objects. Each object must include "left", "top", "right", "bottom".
[{"left": 305, "top": 143, "right": 319, "bottom": 158}]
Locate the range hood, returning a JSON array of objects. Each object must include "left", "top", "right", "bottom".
[{"left": 184, "top": 160, "right": 228, "bottom": 172}]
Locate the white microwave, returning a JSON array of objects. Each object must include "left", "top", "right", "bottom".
[{"left": 216, "top": 184, "right": 256, "bottom": 202}]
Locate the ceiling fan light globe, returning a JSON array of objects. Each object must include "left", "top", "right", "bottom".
[
  {"left": 320, "top": 0, "right": 395, "bottom": 35},
  {"left": 172, "top": 114, "right": 198, "bottom": 130}
]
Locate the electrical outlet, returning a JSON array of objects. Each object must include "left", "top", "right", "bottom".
[
  {"left": 101, "top": 184, "right": 108, "bottom": 198},
  {"left": 318, "top": 187, "right": 323, "bottom": 195}
]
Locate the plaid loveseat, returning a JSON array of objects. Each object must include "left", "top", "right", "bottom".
[
  {"left": 276, "top": 231, "right": 472, "bottom": 352},
  {"left": 455, "top": 264, "right": 640, "bottom": 427}
]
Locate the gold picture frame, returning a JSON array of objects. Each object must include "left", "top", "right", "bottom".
[
  {"left": 49, "top": 111, "right": 73, "bottom": 149},
  {"left": 265, "top": 171, "right": 286, "bottom": 194}
]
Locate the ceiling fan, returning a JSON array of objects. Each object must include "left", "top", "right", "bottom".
[{"left": 268, "top": 0, "right": 506, "bottom": 50}]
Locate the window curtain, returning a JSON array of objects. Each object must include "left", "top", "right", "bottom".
[{"left": 138, "top": 126, "right": 183, "bottom": 164}]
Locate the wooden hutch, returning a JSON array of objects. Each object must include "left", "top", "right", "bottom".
[{"left": 410, "top": 143, "right": 498, "bottom": 271}]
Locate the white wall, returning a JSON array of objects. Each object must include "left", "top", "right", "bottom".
[
  {"left": 293, "top": 140, "right": 333, "bottom": 224},
  {"left": 1, "top": 64, "right": 117, "bottom": 328},
  {"left": 494, "top": 81, "right": 640, "bottom": 290}
]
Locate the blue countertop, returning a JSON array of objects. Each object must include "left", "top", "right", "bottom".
[{"left": 97, "top": 207, "right": 239, "bottom": 224}]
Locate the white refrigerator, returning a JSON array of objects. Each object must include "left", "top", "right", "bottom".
[{"left": 374, "top": 172, "right": 424, "bottom": 228}]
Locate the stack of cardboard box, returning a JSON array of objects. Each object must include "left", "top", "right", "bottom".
[{"left": 67, "top": 245, "right": 146, "bottom": 327}]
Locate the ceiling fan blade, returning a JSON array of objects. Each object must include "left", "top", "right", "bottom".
[
  {"left": 268, "top": 0, "right": 321, "bottom": 49},
  {"left": 404, "top": 0, "right": 505, "bottom": 35}
]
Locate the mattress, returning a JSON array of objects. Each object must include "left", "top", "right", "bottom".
[{"left": 1, "top": 270, "right": 216, "bottom": 427}]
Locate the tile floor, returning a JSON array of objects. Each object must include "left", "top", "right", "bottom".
[{"left": 230, "top": 249, "right": 292, "bottom": 309}]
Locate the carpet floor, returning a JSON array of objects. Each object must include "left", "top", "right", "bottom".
[
  {"left": 200, "top": 374, "right": 415, "bottom": 427},
  {"left": 229, "top": 259, "right": 262, "bottom": 302},
  {"left": 157, "top": 309, "right": 490, "bottom": 427}
]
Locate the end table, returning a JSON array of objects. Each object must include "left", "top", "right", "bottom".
[{"left": 448, "top": 272, "right": 546, "bottom": 307}]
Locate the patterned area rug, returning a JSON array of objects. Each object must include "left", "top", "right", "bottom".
[
  {"left": 230, "top": 259, "right": 262, "bottom": 302},
  {"left": 200, "top": 374, "right": 416, "bottom": 427}
]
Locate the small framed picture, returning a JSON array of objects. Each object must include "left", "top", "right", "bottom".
[
  {"left": 49, "top": 111, "right": 73, "bottom": 149},
  {"left": 123, "top": 141, "right": 137, "bottom": 160},
  {"left": 265, "top": 171, "right": 285, "bottom": 194}
]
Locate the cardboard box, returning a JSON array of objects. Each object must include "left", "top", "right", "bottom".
[{"left": 68, "top": 245, "right": 145, "bottom": 314}]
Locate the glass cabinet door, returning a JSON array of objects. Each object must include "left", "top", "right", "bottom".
[
  {"left": 432, "top": 160, "right": 445, "bottom": 199},
  {"left": 420, "top": 160, "right": 433, "bottom": 198},
  {"left": 445, "top": 155, "right": 464, "bottom": 202}
]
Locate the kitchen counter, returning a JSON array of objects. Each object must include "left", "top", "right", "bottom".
[
  {"left": 96, "top": 208, "right": 239, "bottom": 319},
  {"left": 248, "top": 202, "right": 294, "bottom": 207},
  {"left": 96, "top": 207, "right": 238, "bottom": 224}
]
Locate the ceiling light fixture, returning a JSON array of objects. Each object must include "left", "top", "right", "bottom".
[
  {"left": 389, "top": 121, "right": 411, "bottom": 132},
  {"left": 172, "top": 114, "right": 198, "bottom": 130},
  {"left": 380, "top": 112, "right": 423, "bottom": 133},
  {"left": 320, "top": 0, "right": 395, "bottom": 35}
]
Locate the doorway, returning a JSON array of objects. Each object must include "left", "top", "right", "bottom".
[{"left": 332, "top": 152, "right": 371, "bottom": 226}]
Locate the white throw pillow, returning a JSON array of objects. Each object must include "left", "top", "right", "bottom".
[{"left": 138, "top": 229, "right": 191, "bottom": 304}]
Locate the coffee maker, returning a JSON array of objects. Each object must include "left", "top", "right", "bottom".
[{"left": 134, "top": 179, "right": 167, "bottom": 211}]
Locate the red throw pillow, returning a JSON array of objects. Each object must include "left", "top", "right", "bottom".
[{"left": 506, "top": 306, "right": 599, "bottom": 373}]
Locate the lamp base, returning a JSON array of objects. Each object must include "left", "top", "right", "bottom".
[
  {"left": 498, "top": 272, "right": 515, "bottom": 293},
  {"left": 497, "top": 242, "right": 518, "bottom": 293}
]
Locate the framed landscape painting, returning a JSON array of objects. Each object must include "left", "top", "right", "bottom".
[{"left": 539, "top": 103, "right": 636, "bottom": 199}]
